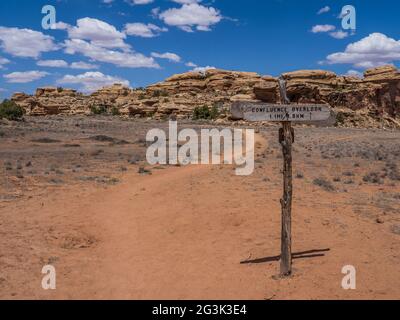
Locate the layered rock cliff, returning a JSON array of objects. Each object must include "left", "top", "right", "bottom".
[{"left": 10, "top": 65, "right": 400, "bottom": 128}]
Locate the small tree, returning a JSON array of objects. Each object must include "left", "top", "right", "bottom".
[{"left": 0, "top": 99, "right": 24, "bottom": 121}]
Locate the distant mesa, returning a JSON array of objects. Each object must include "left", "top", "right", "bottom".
[{"left": 10, "top": 65, "right": 400, "bottom": 129}]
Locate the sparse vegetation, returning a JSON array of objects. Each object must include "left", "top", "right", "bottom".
[
  {"left": 0, "top": 100, "right": 24, "bottom": 121},
  {"left": 31, "top": 138, "right": 60, "bottom": 144},
  {"left": 111, "top": 107, "right": 121, "bottom": 116},
  {"left": 138, "top": 167, "right": 152, "bottom": 175},
  {"left": 335, "top": 112, "right": 346, "bottom": 127},
  {"left": 385, "top": 162, "right": 400, "bottom": 181},
  {"left": 296, "top": 172, "right": 304, "bottom": 179},
  {"left": 363, "top": 172, "right": 384, "bottom": 184},
  {"left": 193, "top": 105, "right": 220, "bottom": 120},
  {"left": 313, "top": 178, "right": 335, "bottom": 192},
  {"left": 90, "top": 105, "right": 108, "bottom": 115}
]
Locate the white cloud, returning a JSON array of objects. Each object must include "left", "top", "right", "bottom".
[
  {"left": 151, "top": 52, "right": 181, "bottom": 62},
  {"left": 0, "top": 27, "right": 58, "bottom": 58},
  {"left": 57, "top": 71, "right": 129, "bottom": 92},
  {"left": 124, "top": 23, "right": 167, "bottom": 38},
  {"left": 159, "top": 3, "right": 222, "bottom": 32},
  {"left": 70, "top": 61, "right": 99, "bottom": 70},
  {"left": 151, "top": 7, "right": 161, "bottom": 18},
  {"left": 345, "top": 70, "right": 363, "bottom": 77},
  {"left": 64, "top": 39, "right": 159, "bottom": 68},
  {"left": 326, "top": 33, "right": 400, "bottom": 68},
  {"left": 36, "top": 59, "right": 100, "bottom": 70},
  {"left": 4, "top": 71, "right": 49, "bottom": 83},
  {"left": 67, "top": 17, "right": 128, "bottom": 49},
  {"left": 127, "top": 0, "right": 154, "bottom": 4},
  {"left": 317, "top": 6, "right": 330, "bottom": 15},
  {"left": 192, "top": 66, "right": 215, "bottom": 73},
  {"left": 329, "top": 30, "right": 349, "bottom": 39},
  {"left": 54, "top": 21, "right": 71, "bottom": 30},
  {"left": 185, "top": 61, "right": 197, "bottom": 67},
  {"left": 58, "top": 18, "right": 159, "bottom": 68},
  {"left": 37, "top": 60, "right": 68, "bottom": 68},
  {"left": 311, "top": 24, "right": 335, "bottom": 33},
  {"left": 0, "top": 56, "right": 10, "bottom": 69},
  {"left": 172, "top": 0, "right": 201, "bottom": 3}
]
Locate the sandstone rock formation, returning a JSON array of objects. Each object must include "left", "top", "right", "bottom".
[{"left": 10, "top": 65, "right": 400, "bottom": 128}]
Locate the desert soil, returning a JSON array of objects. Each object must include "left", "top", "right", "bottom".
[{"left": 0, "top": 116, "right": 399, "bottom": 300}]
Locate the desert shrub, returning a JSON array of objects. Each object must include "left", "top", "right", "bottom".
[
  {"left": 57, "top": 87, "right": 64, "bottom": 93},
  {"left": 111, "top": 107, "right": 121, "bottom": 116},
  {"left": 342, "top": 171, "right": 355, "bottom": 177},
  {"left": 0, "top": 99, "right": 24, "bottom": 121},
  {"left": 313, "top": 178, "right": 335, "bottom": 192},
  {"left": 90, "top": 105, "right": 108, "bottom": 115},
  {"left": 385, "top": 162, "right": 400, "bottom": 181},
  {"left": 138, "top": 93, "right": 146, "bottom": 100},
  {"left": 363, "top": 172, "right": 383, "bottom": 184},
  {"left": 335, "top": 112, "right": 346, "bottom": 127},
  {"left": 296, "top": 172, "right": 304, "bottom": 179},
  {"left": 193, "top": 105, "right": 220, "bottom": 120}
]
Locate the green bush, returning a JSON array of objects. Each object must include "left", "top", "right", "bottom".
[
  {"left": 193, "top": 105, "right": 220, "bottom": 120},
  {"left": 0, "top": 99, "right": 24, "bottom": 121},
  {"left": 111, "top": 107, "right": 121, "bottom": 116},
  {"left": 90, "top": 105, "right": 108, "bottom": 115},
  {"left": 335, "top": 112, "right": 346, "bottom": 127}
]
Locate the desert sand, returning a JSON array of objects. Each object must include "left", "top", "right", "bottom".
[{"left": 0, "top": 116, "right": 399, "bottom": 300}]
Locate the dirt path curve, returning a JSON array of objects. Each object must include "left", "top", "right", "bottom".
[{"left": 1, "top": 133, "right": 399, "bottom": 300}]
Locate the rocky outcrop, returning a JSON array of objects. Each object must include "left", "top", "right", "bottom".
[{"left": 10, "top": 66, "right": 400, "bottom": 128}]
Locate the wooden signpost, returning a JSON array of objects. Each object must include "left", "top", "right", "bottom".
[{"left": 232, "top": 78, "right": 332, "bottom": 277}]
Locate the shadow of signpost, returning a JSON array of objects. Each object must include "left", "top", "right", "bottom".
[{"left": 240, "top": 248, "right": 331, "bottom": 265}]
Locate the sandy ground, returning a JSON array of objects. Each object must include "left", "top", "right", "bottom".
[{"left": 0, "top": 116, "right": 399, "bottom": 300}]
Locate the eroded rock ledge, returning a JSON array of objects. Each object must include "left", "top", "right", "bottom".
[{"left": 11, "top": 65, "right": 400, "bottom": 128}]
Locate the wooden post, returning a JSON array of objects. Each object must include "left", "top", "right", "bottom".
[
  {"left": 278, "top": 77, "right": 293, "bottom": 277},
  {"left": 279, "top": 121, "right": 293, "bottom": 276},
  {"left": 231, "top": 80, "right": 332, "bottom": 277}
]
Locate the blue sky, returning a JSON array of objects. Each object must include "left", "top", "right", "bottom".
[{"left": 0, "top": 0, "right": 399, "bottom": 98}]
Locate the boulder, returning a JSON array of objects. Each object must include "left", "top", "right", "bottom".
[
  {"left": 253, "top": 81, "right": 279, "bottom": 102},
  {"left": 364, "top": 65, "right": 400, "bottom": 82}
]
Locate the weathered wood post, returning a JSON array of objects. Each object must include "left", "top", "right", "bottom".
[
  {"left": 230, "top": 82, "right": 332, "bottom": 277},
  {"left": 278, "top": 78, "right": 293, "bottom": 276},
  {"left": 279, "top": 121, "right": 293, "bottom": 276}
]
